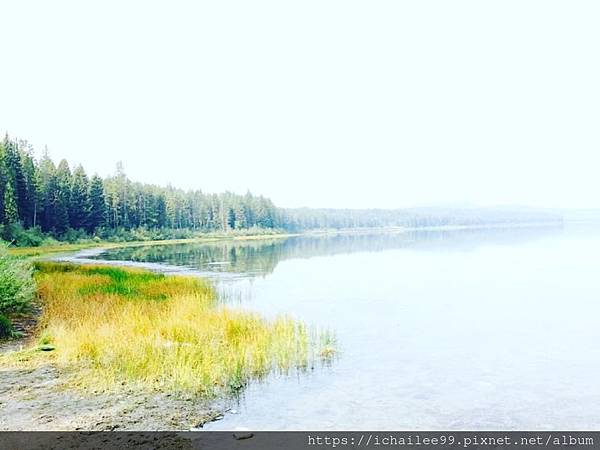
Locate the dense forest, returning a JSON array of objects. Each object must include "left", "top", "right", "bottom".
[
  {"left": 0, "top": 136, "right": 282, "bottom": 245},
  {"left": 0, "top": 135, "right": 563, "bottom": 246}
]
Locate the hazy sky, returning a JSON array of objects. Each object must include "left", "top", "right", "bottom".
[{"left": 1, "top": 1, "right": 599, "bottom": 209}]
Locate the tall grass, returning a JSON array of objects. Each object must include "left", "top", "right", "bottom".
[{"left": 31, "top": 262, "right": 319, "bottom": 396}]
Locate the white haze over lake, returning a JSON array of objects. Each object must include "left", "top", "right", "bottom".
[{"left": 1, "top": 1, "right": 599, "bottom": 209}]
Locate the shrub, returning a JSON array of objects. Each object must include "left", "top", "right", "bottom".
[
  {"left": 0, "top": 223, "right": 46, "bottom": 247},
  {"left": 0, "top": 244, "right": 36, "bottom": 315},
  {"left": 0, "top": 313, "right": 13, "bottom": 338},
  {"left": 62, "top": 228, "right": 89, "bottom": 244}
]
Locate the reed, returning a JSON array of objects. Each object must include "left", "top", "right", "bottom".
[{"left": 24, "top": 262, "right": 319, "bottom": 396}]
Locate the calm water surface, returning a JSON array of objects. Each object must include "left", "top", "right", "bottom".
[{"left": 93, "top": 226, "right": 600, "bottom": 429}]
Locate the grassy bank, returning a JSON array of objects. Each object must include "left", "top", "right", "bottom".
[
  {"left": 4, "top": 262, "right": 323, "bottom": 397},
  {"left": 7, "top": 232, "right": 297, "bottom": 259}
]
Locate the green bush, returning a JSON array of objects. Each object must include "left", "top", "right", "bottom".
[
  {"left": 0, "top": 314, "right": 13, "bottom": 338},
  {"left": 0, "top": 223, "right": 46, "bottom": 247},
  {"left": 62, "top": 228, "right": 90, "bottom": 244},
  {"left": 0, "top": 245, "right": 36, "bottom": 315}
]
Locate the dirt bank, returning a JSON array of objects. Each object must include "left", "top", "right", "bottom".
[
  {"left": 0, "top": 361, "right": 225, "bottom": 431},
  {"left": 0, "top": 250, "right": 247, "bottom": 431}
]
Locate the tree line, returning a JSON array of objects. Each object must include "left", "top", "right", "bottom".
[
  {"left": 283, "top": 206, "right": 563, "bottom": 231},
  {"left": 0, "top": 135, "right": 282, "bottom": 245},
  {"left": 0, "top": 134, "right": 564, "bottom": 246}
]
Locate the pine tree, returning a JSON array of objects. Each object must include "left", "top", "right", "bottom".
[
  {"left": 155, "top": 195, "right": 167, "bottom": 228},
  {"left": 227, "top": 207, "right": 236, "bottom": 230},
  {"left": 53, "top": 159, "right": 72, "bottom": 234},
  {"left": 69, "top": 165, "right": 89, "bottom": 230},
  {"left": 115, "top": 162, "right": 129, "bottom": 228},
  {"left": 87, "top": 175, "right": 106, "bottom": 232},
  {"left": 2, "top": 138, "right": 28, "bottom": 226},
  {"left": 234, "top": 203, "right": 247, "bottom": 229},
  {"left": 20, "top": 149, "right": 39, "bottom": 228},
  {"left": 3, "top": 181, "right": 18, "bottom": 225},
  {"left": 0, "top": 135, "right": 287, "bottom": 239},
  {"left": 38, "top": 148, "right": 58, "bottom": 232}
]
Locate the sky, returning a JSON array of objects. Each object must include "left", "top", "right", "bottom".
[{"left": 1, "top": 1, "right": 599, "bottom": 209}]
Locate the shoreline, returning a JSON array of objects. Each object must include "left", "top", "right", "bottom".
[
  {"left": 1, "top": 221, "right": 566, "bottom": 431},
  {"left": 0, "top": 364, "right": 227, "bottom": 431},
  {"left": 0, "top": 262, "right": 234, "bottom": 431},
  {"left": 7, "top": 231, "right": 300, "bottom": 259},
  {"left": 23, "top": 221, "right": 567, "bottom": 279},
  {"left": 1, "top": 236, "right": 320, "bottom": 431},
  {"left": 9, "top": 220, "right": 566, "bottom": 259}
]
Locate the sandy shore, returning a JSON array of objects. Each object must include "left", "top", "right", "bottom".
[{"left": 0, "top": 359, "right": 226, "bottom": 431}]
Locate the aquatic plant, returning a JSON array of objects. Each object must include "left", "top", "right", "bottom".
[{"left": 30, "top": 262, "right": 321, "bottom": 396}]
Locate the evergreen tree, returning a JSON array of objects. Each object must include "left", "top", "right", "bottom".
[
  {"left": 155, "top": 195, "right": 167, "bottom": 228},
  {"left": 38, "top": 150, "right": 57, "bottom": 232},
  {"left": 69, "top": 165, "right": 89, "bottom": 230},
  {"left": 114, "top": 162, "right": 129, "bottom": 228},
  {"left": 3, "top": 182, "right": 18, "bottom": 225},
  {"left": 234, "top": 203, "right": 247, "bottom": 229},
  {"left": 20, "top": 148, "right": 39, "bottom": 228},
  {"left": 87, "top": 175, "right": 106, "bottom": 232},
  {"left": 2, "top": 138, "right": 28, "bottom": 226},
  {"left": 0, "top": 134, "right": 292, "bottom": 241},
  {"left": 53, "top": 159, "right": 71, "bottom": 234},
  {"left": 227, "top": 207, "right": 236, "bottom": 230}
]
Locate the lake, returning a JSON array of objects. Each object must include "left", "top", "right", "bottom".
[{"left": 90, "top": 225, "right": 600, "bottom": 429}]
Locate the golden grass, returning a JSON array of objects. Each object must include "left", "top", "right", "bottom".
[{"left": 13, "top": 262, "right": 322, "bottom": 396}]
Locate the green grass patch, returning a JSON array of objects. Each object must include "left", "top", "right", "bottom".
[{"left": 38, "top": 263, "right": 169, "bottom": 300}]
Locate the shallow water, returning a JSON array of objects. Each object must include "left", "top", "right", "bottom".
[{"left": 91, "top": 225, "right": 600, "bottom": 429}]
